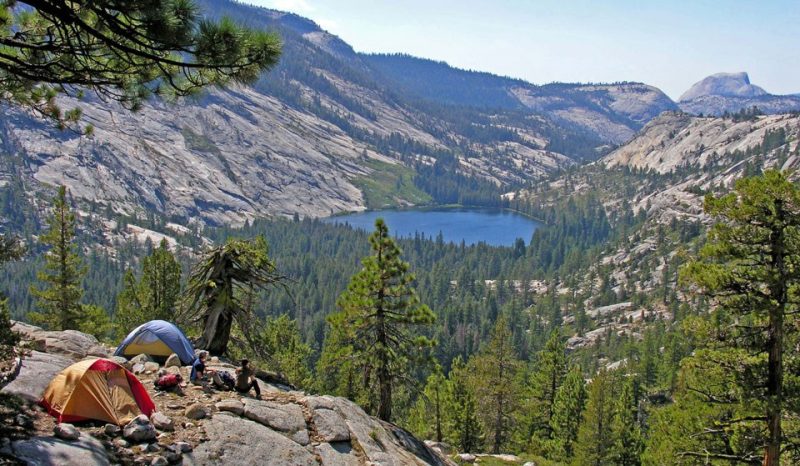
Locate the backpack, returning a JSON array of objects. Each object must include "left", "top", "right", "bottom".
[
  {"left": 218, "top": 371, "right": 235, "bottom": 389},
  {"left": 155, "top": 373, "right": 182, "bottom": 390}
]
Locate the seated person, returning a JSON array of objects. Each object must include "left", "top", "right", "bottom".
[
  {"left": 235, "top": 359, "right": 261, "bottom": 399},
  {"left": 190, "top": 350, "right": 225, "bottom": 389}
]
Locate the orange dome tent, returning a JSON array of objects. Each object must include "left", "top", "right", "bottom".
[{"left": 40, "top": 358, "right": 155, "bottom": 425}]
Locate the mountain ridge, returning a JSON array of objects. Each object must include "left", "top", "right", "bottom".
[{"left": 1, "top": 0, "right": 798, "bottom": 227}]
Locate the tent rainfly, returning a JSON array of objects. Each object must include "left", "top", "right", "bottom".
[
  {"left": 40, "top": 358, "right": 155, "bottom": 425},
  {"left": 115, "top": 320, "right": 195, "bottom": 364}
]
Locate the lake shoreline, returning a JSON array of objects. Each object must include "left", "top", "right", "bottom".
[
  {"left": 322, "top": 206, "right": 541, "bottom": 247},
  {"left": 326, "top": 203, "right": 546, "bottom": 224}
]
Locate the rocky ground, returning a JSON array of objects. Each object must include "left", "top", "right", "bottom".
[{"left": 0, "top": 323, "right": 455, "bottom": 466}]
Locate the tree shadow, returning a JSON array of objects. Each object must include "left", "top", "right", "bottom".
[
  {"left": 0, "top": 393, "right": 37, "bottom": 465},
  {"left": 0, "top": 393, "right": 36, "bottom": 441}
]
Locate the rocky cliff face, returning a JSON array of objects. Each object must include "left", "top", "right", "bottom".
[
  {"left": 603, "top": 111, "right": 800, "bottom": 174},
  {"left": 599, "top": 111, "right": 800, "bottom": 225},
  {"left": 678, "top": 72, "right": 800, "bottom": 116}
]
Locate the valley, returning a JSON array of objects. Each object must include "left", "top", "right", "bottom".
[{"left": 1, "top": 0, "right": 799, "bottom": 465}]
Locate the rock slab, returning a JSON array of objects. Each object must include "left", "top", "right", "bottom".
[
  {"left": 215, "top": 399, "right": 244, "bottom": 416},
  {"left": 312, "top": 408, "right": 350, "bottom": 442},
  {"left": 185, "top": 412, "right": 316, "bottom": 466},
  {"left": 123, "top": 414, "right": 157, "bottom": 442},
  {"left": 185, "top": 403, "right": 208, "bottom": 420},
  {"left": 1, "top": 350, "right": 72, "bottom": 402},
  {"left": 2, "top": 435, "right": 110, "bottom": 466},
  {"left": 164, "top": 353, "right": 181, "bottom": 368}
]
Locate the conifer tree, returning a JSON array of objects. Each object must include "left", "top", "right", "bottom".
[
  {"left": 140, "top": 239, "right": 182, "bottom": 320},
  {"left": 450, "top": 355, "right": 482, "bottom": 453},
  {"left": 315, "top": 313, "right": 365, "bottom": 403},
  {"left": 29, "top": 186, "right": 85, "bottom": 330},
  {"left": 328, "top": 218, "right": 435, "bottom": 422},
  {"left": 407, "top": 366, "right": 454, "bottom": 442},
  {"left": 0, "top": 235, "right": 23, "bottom": 347},
  {"left": 471, "top": 314, "right": 521, "bottom": 453},
  {"left": 611, "top": 377, "right": 643, "bottom": 466},
  {"left": 522, "top": 330, "right": 567, "bottom": 447},
  {"left": 1, "top": 1, "right": 282, "bottom": 127},
  {"left": 574, "top": 369, "right": 617, "bottom": 466},
  {"left": 681, "top": 170, "right": 800, "bottom": 465},
  {"left": 182, "top": 235, "right": 284, "bottom": 355},
  {"left": 115, "top": 270, "right": 145, "bottom": 333},
  {"left": 549, "top": 365, "right": 586, "bottom": 459},
  {"left": 115, "top": 239, "right": 181, "bottom": 333}
]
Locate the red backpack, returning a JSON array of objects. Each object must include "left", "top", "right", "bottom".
[{"left": 155, "top": 373, "right": 182, "bottom": 390}]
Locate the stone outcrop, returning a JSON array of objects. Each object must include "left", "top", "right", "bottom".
[
  {"left": 243, "top": 399, "right": 308, "bottom": 444},
  {"left": 185, "top": 403, "right": 210, "bottom": 420},
  {"left": 150, "top": 412, "right": 175, "bottom": 432},
  {"left": 54, "top": 423, "right": 81, "bottom": 441},
  {"left": 10, "top": 322, "right": 108, "bottom": 360},
  {"left": 3, "top": 321, "right": 455, "bottom": 466},
  {"left": 603, "top": 112, "right": 800, "bottom": 175},
  {"left": 1, "top": 350, "right": 73, "bottom": 402},
  {"left": 186, "top": 412, "right": 317, "bottom": 466},
  {"left": 164, "top": 353, "right": 181, "bottom": 368}
]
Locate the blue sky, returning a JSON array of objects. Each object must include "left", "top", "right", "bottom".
[{"left": 247, "top": 0, "right": 799, "bottom": 100}]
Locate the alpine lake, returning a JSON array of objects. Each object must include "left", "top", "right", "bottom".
[{"left": 322, "top": 207, "right": 541, "bottom": 247}]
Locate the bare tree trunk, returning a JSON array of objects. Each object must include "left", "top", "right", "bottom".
[{"left": 198, "top": 301, "right": 234, "bottom": 356}]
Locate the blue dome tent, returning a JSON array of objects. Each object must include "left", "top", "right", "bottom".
[{"left": 115, "top": 320, "right": 195, "bottom": 365}]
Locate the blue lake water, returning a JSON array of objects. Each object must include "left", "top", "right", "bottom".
[{"left": 322, "top": 208, "right": 541, "bottom": 247}]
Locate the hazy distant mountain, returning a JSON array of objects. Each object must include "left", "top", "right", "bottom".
[
  {"left": 678, "top": 72, "right": 800, "bottom": 116},
  {"left": 364, "top": 54, "right": 678, "bottom": 144},
  {"left": 679, "top": 72, "right": 767, "bottom": 101}
]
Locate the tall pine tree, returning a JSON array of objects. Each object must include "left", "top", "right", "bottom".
[
  {"left": 471, "top": 314, "right": 522, "bottom": 453},
  {"left": 549, "top": 365, "right": 586, "bottom": 459},
  {"left": 522, "top": 330, "right": 568, "bottom": 448},
  {"left": 574, "top": 369, "right": 617, "bottom": 466},
  {"left": 681, "top": 170, "right": 800, "bottom": 465},
  {"left": 115, "top": 239, "right": 181, "bottom": 333},
  {"left": 407, "top": 366, "right": 454, "bottom": 443},
  {"left": 611, "top": 376, "right": 643, "bottom": 465},
  {"left": 29, "top": 186, "right": 85, "bottom": 330},
  {"left": 450, "top": 355, "right": 483, "bottom": 453},
  {"left": 0, "top": 235, "right": 24, "bottom": 347},
  {"left": 328, "top": 218, "right": 435, "bottom": 422}
]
